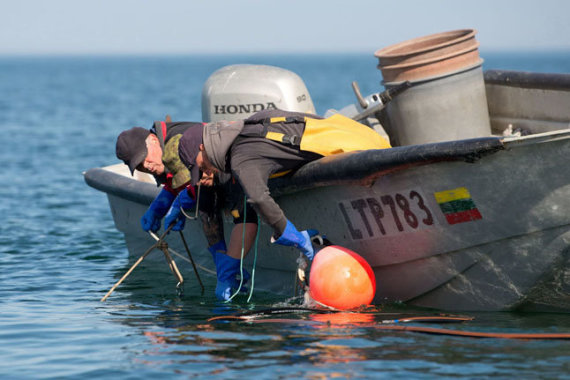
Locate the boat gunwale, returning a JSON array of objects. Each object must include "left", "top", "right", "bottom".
[
  {"left": 84, "top": 167, "right": 158, "bottom": 205},
  {"left": 485, "top": 69, "right": 570, "bottom": 91},
  {"left": 269, "top": 136, "right": 505, "bottom": 196},
  {"left": 85, "top": 136, "right": 507, "bottom": 204}
]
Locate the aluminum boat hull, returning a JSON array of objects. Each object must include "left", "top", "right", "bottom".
[{"left": 84, "top": 70, "right": 570, "bottom": 311}]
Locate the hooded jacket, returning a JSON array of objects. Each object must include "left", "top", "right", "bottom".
[{"left": 202, "top": 120, "right": 245, "bottom": 173}]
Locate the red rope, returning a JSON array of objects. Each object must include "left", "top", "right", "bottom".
[{"left": 374, "top": 325, "right": 570, "bottom": 340}]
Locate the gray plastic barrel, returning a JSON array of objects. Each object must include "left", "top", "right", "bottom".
[{"left": 375, "top": 29, "right": 491, "bottom": 146}]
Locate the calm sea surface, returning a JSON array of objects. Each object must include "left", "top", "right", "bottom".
[{"left": 1, "top": 52, "right": 570, "bottom": 379}]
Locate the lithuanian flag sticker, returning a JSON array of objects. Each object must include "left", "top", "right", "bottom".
[{"left": 434, "top": 187, "right": 482, "bottom": 225}]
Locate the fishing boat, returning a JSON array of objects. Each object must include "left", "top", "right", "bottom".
[{"left": 85, "top": 30, "right": 570, "bottom": 312}]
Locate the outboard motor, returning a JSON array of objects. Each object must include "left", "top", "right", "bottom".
[{"left": 201, "top": 64, "right": 316, "bottom": 122}]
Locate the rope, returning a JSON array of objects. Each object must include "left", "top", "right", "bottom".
[
  {"left": 247, "top": 214, "right": 261, "bottom": 302},
  {"left": 207, "top": 309, "right": 570, "bottom": 339},
  {"left": 226, "top": 195, "right": 260, "bottom": 302},
  {"left": 372, "top": 325, "right": 570, "bottom": 340},
  {"left": 180, "top": 184, "right": 201, "bottom": 220},
  {"left": 178, "top": 187, "right": 261, "bottom": 302},
  {"left": 207, "top": 308, "right": 473, "bottom": 322},
  {"left": 225, "top": 196, "right": 247, "bottom": 302}
]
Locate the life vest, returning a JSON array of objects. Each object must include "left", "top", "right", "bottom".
[{"left": 241, "top": 113, "right": 391, "bottom": 155}]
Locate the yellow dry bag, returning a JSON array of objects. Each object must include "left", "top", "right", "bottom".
[
  {"left": 263, "top": 113, "right": 391, "bottom": 156},
  {"left": 300, "top": 113, "right": 391, "bottom": 155}
]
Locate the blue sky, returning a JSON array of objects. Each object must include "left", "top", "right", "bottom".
[{"left": 1, "top": 0, "right": 569, "bottom": 55}]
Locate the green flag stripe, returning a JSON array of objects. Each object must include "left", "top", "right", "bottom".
[{"left": 438, "top": 199, "right": 478, "bottom": 214}]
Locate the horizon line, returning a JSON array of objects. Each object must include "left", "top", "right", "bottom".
[{"left": 1, "top": 47, "right": 569, "bottom": 59}]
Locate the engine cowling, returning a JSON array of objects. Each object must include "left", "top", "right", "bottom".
[{"left": 201, "top": 64, "right": 316, "bottom": 122}]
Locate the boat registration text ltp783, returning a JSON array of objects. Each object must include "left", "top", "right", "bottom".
[{"left": 338, "top": 186, "right": 483, "bottom": 240}]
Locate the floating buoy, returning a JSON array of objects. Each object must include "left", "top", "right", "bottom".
[{"left": 309, "top": 245, "right": 376, "bottom": 310}]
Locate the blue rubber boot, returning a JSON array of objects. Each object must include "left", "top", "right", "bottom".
[
  {"left": 272, "top": 220, "right": 318, "bottom": 260},
  {"left": 208, "top": 241, "right": 250, "bottom": 301}
]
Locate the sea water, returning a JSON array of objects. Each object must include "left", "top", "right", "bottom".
[{"left": 1, "top": 52, "right": 570, "bottom": 379}]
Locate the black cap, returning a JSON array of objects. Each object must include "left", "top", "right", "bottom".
[
  {"left": 116, "top": 127, "right": 150, "bottom": 174},
  {"left": 178, "top": 124, "right": 204, "bottom": 185}
]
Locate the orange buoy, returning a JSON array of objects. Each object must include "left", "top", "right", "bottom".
[{"left": 309, "top": 245, "right": 376, "bottom": 310}]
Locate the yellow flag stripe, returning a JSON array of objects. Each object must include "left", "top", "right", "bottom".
[{"left": 434, "top": 187, "right": 472, "bottom": 203}]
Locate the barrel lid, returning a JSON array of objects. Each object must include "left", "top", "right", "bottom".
[{"left": 375, "top": 29, "right": 482, "bottom": 83}]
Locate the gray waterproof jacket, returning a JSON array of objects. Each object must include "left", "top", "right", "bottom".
[{"left": 201, "top": 110, "right": 321, "bottom": 235}]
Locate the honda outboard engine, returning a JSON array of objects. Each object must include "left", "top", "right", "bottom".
[{"left": 201, "top": 64, "right": 316, "bottom": 122}]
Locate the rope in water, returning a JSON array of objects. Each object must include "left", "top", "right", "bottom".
[
  {"left": 372, "top": 325, "right": 570, "bottom": 340},
  {"left": 207, "top": 308, "right": 570, "bottom": 339},
  {"left": 207, "top": 307, "right": 471, "bottom": 321},
  {"left": 208, "top": 307, "right": 347, "bottom": 321}
]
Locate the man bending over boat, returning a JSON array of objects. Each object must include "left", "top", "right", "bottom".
[
  {"left": 172, "top": 109, "right": 390, "bottom": 261},
  {"left": 116, "top": 118, "right": 257, "bottom": 301}
]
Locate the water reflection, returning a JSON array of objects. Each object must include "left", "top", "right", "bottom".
[{"left": 95, "top": 259, "right": 570, "bottom": 378}]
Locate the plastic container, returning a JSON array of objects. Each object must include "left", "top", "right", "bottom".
[{"left": 375, "top": 29, "right": 491, "bottom": 146}]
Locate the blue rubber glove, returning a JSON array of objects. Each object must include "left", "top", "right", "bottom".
[
  {"left": 164, "top": 188, "right": 197, "bottom": 231},
  {"left": 141, "top": 188, "right": 176, "bottom": 232},
  {"left": 272, "top": 219, "right": 319, "bottom": 260}
]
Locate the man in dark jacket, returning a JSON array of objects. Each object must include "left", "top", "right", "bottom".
[
  {"left": 116, "top": 119, "right": 258, "bottom": 300},
  {"left": 174, "top": 109, "right": 390, "bottom": 260}
]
